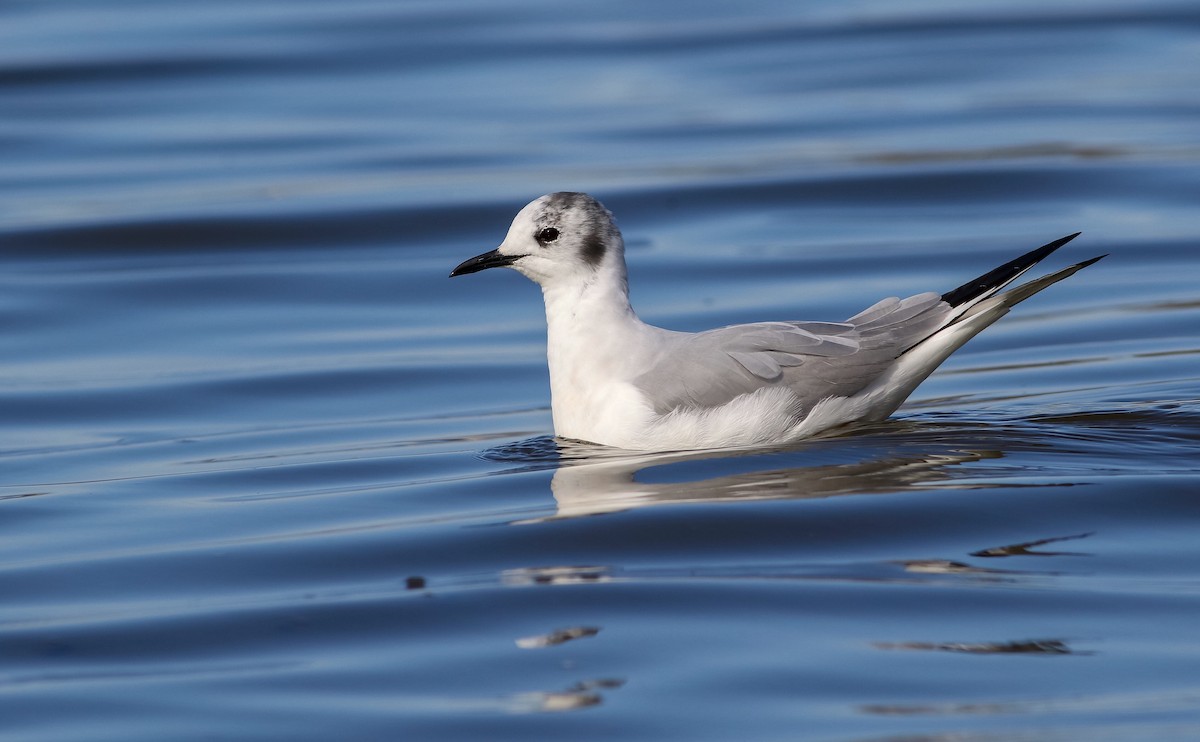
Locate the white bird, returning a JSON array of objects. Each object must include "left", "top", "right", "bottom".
[{"left": 451, "top": 192, "right": 1103, "bottom": 451}]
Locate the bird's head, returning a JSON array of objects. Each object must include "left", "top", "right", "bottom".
[{"left": 450, "top": 192, "right": 625, "bottom": 288}]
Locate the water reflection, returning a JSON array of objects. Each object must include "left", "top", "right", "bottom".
[
  {"left": 511, "top": 432, "right": 1001, "bottom": 522},
  {"left": 898, "top": 533, "right": 1094, "bottom": 574},
  {"left": 971, "top": 532, "right": 1094, "bottom": 558},
  {"left": 508, "top": 679, "right": 627, "bottom": 713},
  {"left": 873, "top": 638, "right": 1087, "bottom": 656},
  {"left": 515, "top": 626, "right": 601, "bottom": 649},
  {"left": 501, "top": 565, "right": 614, "bottom": 586},
  {"left": 510, "top": 626, "right": 620, "bottom": 713},
  {"left": 897, "top": 559, "right": 1020, "bottom": 576},
  {"left": 490, "top": 408, "right": 1199, "bottom": 523},
  {"left": 861, "top": 686, "right": 1200, "bottom": 719}
]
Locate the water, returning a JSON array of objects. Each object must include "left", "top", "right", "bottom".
[{"left": 3, "top": 1, "right": 1199, "bottom": 739}]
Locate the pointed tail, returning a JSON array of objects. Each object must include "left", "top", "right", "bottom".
[{"left": 941, "top": 232, "right": 1082, "bottom": 310}]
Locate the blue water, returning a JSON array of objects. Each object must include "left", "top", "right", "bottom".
[{"left": 3, "top": 2, "right": 1200, "bottom": 740}]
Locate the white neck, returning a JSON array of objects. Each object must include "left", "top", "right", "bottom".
[
  {"left": 541, "top": 262, "right": 633, "bottom": 329},
  {"left": 540, "top": 266, "right": 649, "bottom": 439}
]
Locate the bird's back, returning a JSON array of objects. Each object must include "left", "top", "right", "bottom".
[{"left": 631, "top": 291, "right": 953, "bottom": 420}]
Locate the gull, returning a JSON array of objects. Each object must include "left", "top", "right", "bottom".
[{"left": 450, "top": 193, "right": 1103, "bottom": 451}]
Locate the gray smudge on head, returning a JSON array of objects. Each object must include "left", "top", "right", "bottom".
[{"left": 539, "top": 192, "right": 616, "bottom": 268}]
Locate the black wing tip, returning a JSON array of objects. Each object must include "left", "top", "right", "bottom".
[
  {"left": 1075, "top": 253, "right": 1107, "bottom": 269},
  {"left": 1021, "top": 231, "right": 1082, "bottom": 262},
  {"left": 940, "top": 232, "right": 1084, "bottom": 308}
]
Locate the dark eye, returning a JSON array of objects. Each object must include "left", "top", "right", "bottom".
[{"left": 536, "top": 227, "right": 560, "bottom": 245}]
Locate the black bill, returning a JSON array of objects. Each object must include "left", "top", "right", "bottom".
[{"left": 449, "top": 249, "right": 519, "bottom": 277}]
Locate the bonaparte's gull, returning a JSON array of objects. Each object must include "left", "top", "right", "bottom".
[{"left": 451, "top": 193, "right": 1103, "bottom": 451}]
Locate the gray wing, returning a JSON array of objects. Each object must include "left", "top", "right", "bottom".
[{"left": 632, "top": 292, "right": 951, "bottom": 415}]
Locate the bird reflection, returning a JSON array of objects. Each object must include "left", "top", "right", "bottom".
[{"left": 502, "top": 425, "right": 1007, "bottom": 523}]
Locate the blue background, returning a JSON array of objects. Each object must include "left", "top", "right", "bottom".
[{"left": 2, "top": 2, "right": 1199, "bottom": 739}]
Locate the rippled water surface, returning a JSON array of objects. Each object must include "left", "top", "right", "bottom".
[{"left": 3, "top": 2, "right": 1200, "bottom": 740}]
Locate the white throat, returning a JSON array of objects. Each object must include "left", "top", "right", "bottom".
[{"left": 539, "top": 263, "right": 651, "bottom": 442}]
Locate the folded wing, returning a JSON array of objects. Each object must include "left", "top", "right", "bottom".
[{"left": 633, "top": 292, "right": 951, "bottom": 414}]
